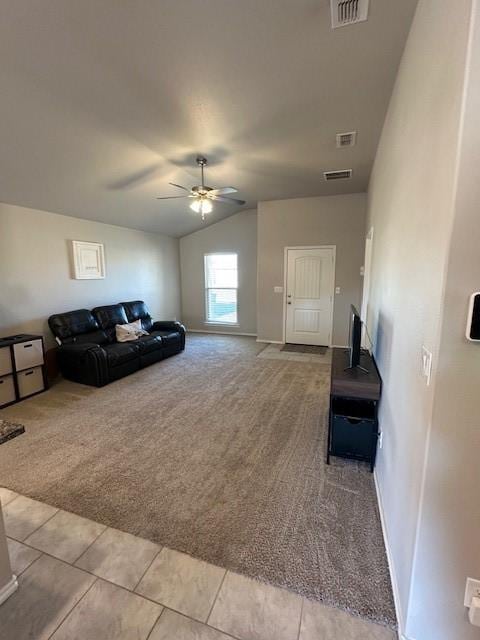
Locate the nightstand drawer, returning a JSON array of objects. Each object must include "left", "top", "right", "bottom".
[
  {"left": 0, "top": 375, "right": 16, "bottom": 407},
  {"left": 0, "top": 347, "right": 12, "bottom": 376},
  {"left": 17, "top": 367, "right": 44, "bottom": 399},
  {"left": 13, "top": 339, "right": 44, "bottom": 371}
]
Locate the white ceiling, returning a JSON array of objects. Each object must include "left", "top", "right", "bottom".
[{"left": 0, "top": 0, "right": 417, "bottom": 237}]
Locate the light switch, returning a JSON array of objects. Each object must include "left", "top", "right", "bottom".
[
  {"left": 469, "top": 598, "right": 480, "bottom": 626},
  {"left": 274, "top": 286, "right": 283, "bottom": 293},
  {"left": 465, "top": 579, "right": 480, "bottom": 627},
  {"left": 464, "top": 578, "right": 480, "bottom": 607},
  {"left": 335, "top": 287, "right": 341, "bottom": 294},
  {"left": 421, "top": 346, "right": 433, "bottom": 386}
]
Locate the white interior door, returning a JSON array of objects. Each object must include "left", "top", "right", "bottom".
[{"left": 285, "top": 247, "right": 335, "bottom": 346}]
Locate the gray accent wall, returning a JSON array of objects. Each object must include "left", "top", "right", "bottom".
[
  {"left": 0, "top": 202, "right": 181, "bottom": 349},
  {"left": 365, "top": 0, "right": 478, "bottom": 638},
  {"left": 179, "top": 209, "right": 257, "bottom": 335},
  {"left": 257, "top": 194, "right": 366, "bottom": 346}
]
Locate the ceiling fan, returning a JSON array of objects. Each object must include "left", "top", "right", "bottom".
[{"left": 157, "top": 156, "right": 245, "bottom": 220}]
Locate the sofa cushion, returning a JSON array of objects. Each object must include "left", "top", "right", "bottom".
[
  {"left": 152, "top": 330, "right": 181, "bottom": 349},
  {"left": 103, "top": 343, "right": 138, "bottom": 367},
  {"left": 121, "top": 301, "right": 153, "bottom": 332},
  {"left": 49, "top": 309, "right": 100, "bottom": 343},
  {"left": 92, "top": 304, "right": 129, "bottom": 341},
  {"left": 135, "top": 334, "right": 163, "bottom": 354}
]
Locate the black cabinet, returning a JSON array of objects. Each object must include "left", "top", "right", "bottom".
[{"left": 327, "top": 349, "right": 381, "bottom": 472}]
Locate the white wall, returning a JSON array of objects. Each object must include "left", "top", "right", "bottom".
[
  {"left": 365, "top": 0, "right": 474, "bottom": 637},
  {"left": 406, "top": 3, "right": 480, "bottom": 638},
  {"left": 0, "top": 504, "right": 14, "bottom": 600},
  {"left": 179, "top": 209, "right": 257, "bottom": 335},
  {"left": 257, "top": 194, "right": 366, "bottom": 346},
  {"left": 0, "top": 203, "right": 181, "bottom": 348}
]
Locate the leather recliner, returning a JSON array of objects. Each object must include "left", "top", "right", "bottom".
[
  {"left": 121, "top": 300, "right": 186, "bottom": 352},
  {"left": 48, "top": 301, "right": 185, "bottom": 387}
]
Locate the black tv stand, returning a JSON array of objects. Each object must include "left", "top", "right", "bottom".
[
  {"left": 343, "top": 348, "right": 370, "bottom": 372},
  {"left": 327, "top": 348, "right": 382, "bottom": 472},
  {"left": 344, "top": 363, "right": 369, "bottom": 374}
]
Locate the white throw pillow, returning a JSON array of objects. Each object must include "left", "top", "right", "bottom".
[{"left": 116, "top": 319, "right": 149, "bottom": 342}]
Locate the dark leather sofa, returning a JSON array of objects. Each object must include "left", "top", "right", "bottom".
[{"left": 48, "top": 301, "right": 185, "bottom": 387}]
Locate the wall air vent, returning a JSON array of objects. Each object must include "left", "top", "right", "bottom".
[
  {"left": 324, "top": 169, "right": 353, "bottom": 181},
  {"left": 336, "top": 131, "right": 357, "bottom": 148},
  {"left": 331, "top": 0, "right": 369, "bottom": 28}
]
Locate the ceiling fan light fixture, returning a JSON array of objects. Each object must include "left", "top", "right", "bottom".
[
  {"left": 189, "top": 198, "right": 213, "bottom": 216},
  {"left": 157, "top": 156, "right": 243, "bottom": 221}
]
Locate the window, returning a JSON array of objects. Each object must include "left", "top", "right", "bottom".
[{"left": 204, "top": 253, "right": 238, "bottom": 324}]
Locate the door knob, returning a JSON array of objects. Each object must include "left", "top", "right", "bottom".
[{"left": 287, "top": 301, "right": 292, "bottom": 305}]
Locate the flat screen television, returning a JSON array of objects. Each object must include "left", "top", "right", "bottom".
[{"left": 348, "top": 305, "right": 362, "bottom": 368}]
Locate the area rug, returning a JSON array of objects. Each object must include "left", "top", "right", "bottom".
[
  {"left": 281, "top": 343, "right": 328, "bottom": 355},
  {"left": 0, "top": 419, "right": 25, "bottom": 445},
  {"left": 0, "top": 334, "right": 395, "bottom": 628}
]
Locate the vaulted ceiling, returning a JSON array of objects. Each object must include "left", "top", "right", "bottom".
[{"left": 0, "top": 0, "right": 417, "bottom": 237}]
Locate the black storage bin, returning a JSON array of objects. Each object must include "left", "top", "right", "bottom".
[
  {"left": 330, "top": 397, "right": 377, "bottom": 460},
  {"left": 331, "top": 397, "right": 376, "bottom": 420}
]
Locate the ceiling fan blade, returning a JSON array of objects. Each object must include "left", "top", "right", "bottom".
[
  {"left": 208, "top": 187, "right": 238, "bottom": 196},
  {"left": 168, "top": 182, "right": 191, "bottom": 192},
  {"left": 210, "top": 195, "right": 246, "bottom": 205},
  {"left": 156, "top": 195, "right": 191, "bottom": 200}
]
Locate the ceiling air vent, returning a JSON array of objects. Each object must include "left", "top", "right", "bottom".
[
  {"left": 330, "top": 0, "right": 369, "bottom": 28},
  {"left": 324, "top": 169, "right": 353, "bottom": 181},
  {"left": 336, "top": 131, "right": 357, "bottom": 148}
]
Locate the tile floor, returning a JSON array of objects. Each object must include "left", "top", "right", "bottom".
[
  {"left": 257, "top": 343, "right": 333, "bottom": 365},
  {"left": 0, "top": 488, "right": 397, "bottom": 640}
]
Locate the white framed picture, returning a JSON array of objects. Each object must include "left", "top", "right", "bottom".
[{"left": 71, "top": 240, "right": 106, "bottom": 279}]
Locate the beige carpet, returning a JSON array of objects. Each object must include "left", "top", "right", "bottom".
[{"left": 0, "top": 334, "right": 395, "bottom": 628}]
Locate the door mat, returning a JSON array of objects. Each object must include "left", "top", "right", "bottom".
[{"left": 281, "top": 344, "right": 328, "bottom": 355}]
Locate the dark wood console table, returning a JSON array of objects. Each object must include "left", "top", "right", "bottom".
[{"left": 327, "top": 348, "right": 382, "bottom": 472}]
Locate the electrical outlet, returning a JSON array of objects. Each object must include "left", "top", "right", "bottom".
[
  {"left": 378, "top": 432, "right": 383, "bottom": 449},
  {"left": 464, "top": 578, "right": 480, "bottom": 607}
]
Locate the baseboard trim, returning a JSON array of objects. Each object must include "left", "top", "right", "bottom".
[
  {"left": 255, "top": 339, "right": 284, "bottom": 344},
  {"left": 0, "top": 575, "right": 18, "bottom": 605},
  {"left": 374, "top": 471, "right": 413, "bottom": 640},
  {"left": 187, "top": 329, "right": 257, "bottom": 337}
]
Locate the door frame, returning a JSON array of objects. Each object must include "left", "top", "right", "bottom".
[
  {"left": 282, "top": 245, "right": 336, "bottom": 346},
  {"left": 360, "top": 227, "right": 374, "bottom": 349}
]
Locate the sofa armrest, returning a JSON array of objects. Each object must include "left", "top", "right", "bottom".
[
  {"left": 57, "top": 343, "right": 108, "bottom": 387},
  {"left": 151, "top": 320, "right": 185, "bottom": 334},
  {"left": 59, "top": 342, "right": 104, "bottom": 354},
  {"left": 151, "top": 321, "right": 186, "bottom": 349}
]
